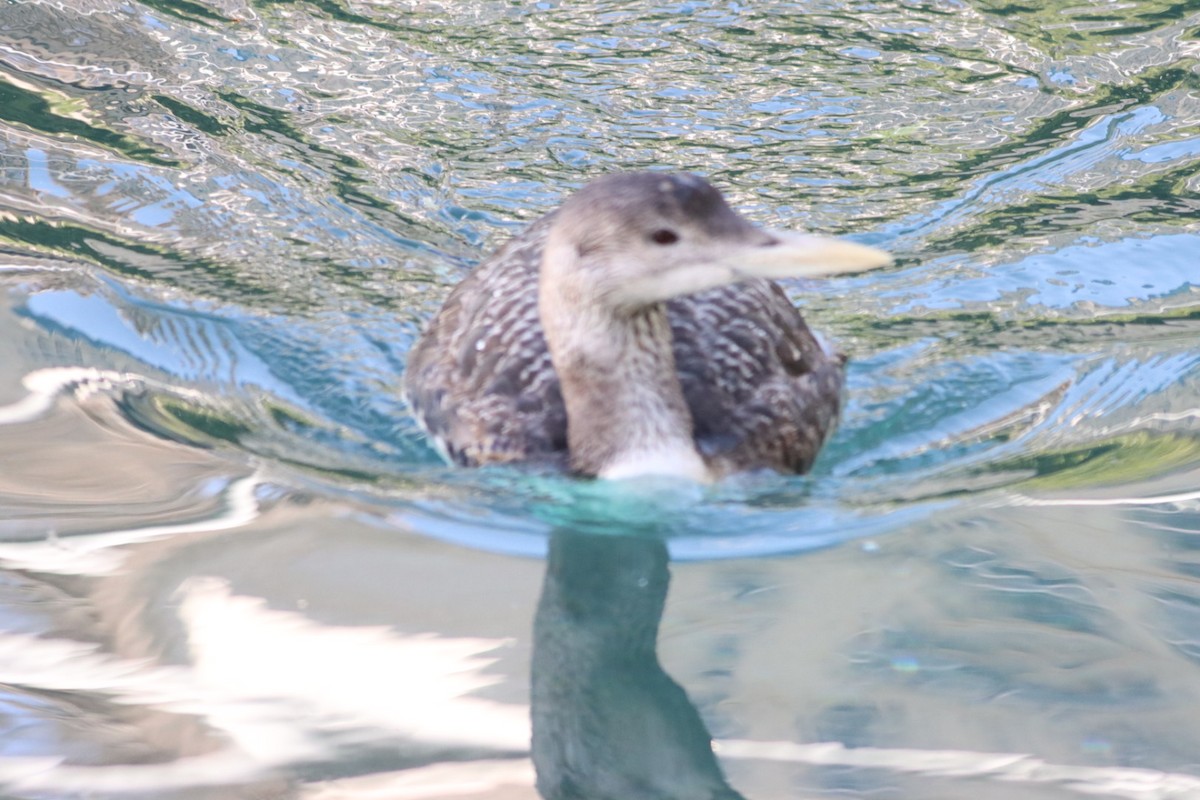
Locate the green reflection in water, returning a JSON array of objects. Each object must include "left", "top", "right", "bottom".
[
  {"left": 0, "top": 73, "right": 178, "bottom": 167},
  {"left": 135, "top": 394, "right": 255, "bottom": 448},
  {"left": 0, "top": 217, "right": 276, "bottom": 300},
  {"left": 152, "top": 95, "right": 234, "bottom": 137},
  {"left": 848, "top": 307, "right": 1200, "bottom": 356},
  {"left": 939, "top": 163, "right": 1200, "bottom": 253},
  {"left": 216, "top": 89, "right": 408, "bottom": 217},
  {"left": 118, "top": 390, "right": 421, "bottom": 485},
  {"left": 252, "top": 0, "right": 410, "bottom": 33},
  {"left": 976, "top": 0, "right": 1199, "bottom": 44},
  {"left": 139, "top": 0, "right": 230, "bottom": 25},
  {"left": 999, "top": 432, "right": 1200, "bottom": 490},
  {"left": 907, "top": 66, "right": 1200, "bottom": 191}
]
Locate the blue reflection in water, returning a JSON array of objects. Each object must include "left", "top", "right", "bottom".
[
  {"left": 23, "top": 289, "right": 302, "bottom": 402},
  {"left": 25, "top": 149, "right": 70, "bottom": 198},
  {"left": 897, "top": 234, "right": 1200, "bottom": 312}
]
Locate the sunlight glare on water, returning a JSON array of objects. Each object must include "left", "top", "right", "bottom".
[{"left": 1, "top": 0, "right": 1199, "bottom": 798}]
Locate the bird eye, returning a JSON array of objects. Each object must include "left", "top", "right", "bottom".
[{"left": 650, "top": 229, "right": 679, "bottom": 245}]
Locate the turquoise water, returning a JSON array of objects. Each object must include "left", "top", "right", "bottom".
[{"left": 1, "top": 1, "right": 1199, "bottom": 798}]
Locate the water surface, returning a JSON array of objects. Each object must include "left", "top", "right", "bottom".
[{"left": 1, "top": 1, "right": 1199, "bottom": 798}]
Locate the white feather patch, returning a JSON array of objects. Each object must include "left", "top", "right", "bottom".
[{"left": 599, "top": 444, "right": 710, "bottom": 482}]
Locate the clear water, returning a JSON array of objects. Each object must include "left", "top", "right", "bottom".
[{"left": 1, "top": 1, "right": 1199, "bottom": 798}]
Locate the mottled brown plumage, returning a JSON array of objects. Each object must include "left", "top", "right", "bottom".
[{"left": 404, "top": 173, "right": 889, "bottom": 480}]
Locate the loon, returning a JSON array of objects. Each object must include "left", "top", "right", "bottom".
[{"left": 404, "top": 172, "right": 890, "bottom": 481}]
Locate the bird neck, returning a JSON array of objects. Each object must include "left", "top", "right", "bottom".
[{"left": 538, "top": 265, "right": 710, "bottom": 482}]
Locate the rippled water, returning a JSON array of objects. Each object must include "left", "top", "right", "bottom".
[{"left": 1, "top": 1, "right": 1199, "bottom": 798}]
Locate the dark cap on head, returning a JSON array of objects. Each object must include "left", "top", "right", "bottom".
[{"left": 559, "top": 172, "right": 755, "bottom": 247}]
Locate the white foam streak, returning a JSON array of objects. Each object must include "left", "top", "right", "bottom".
[
  {"left": 1011, "top": 489, "right": 1200, "bottom": 508},
  {"left": 0, "top": 577, "right": 531, "bottom": 796},
  {"left": 302, "top": 759, "right": 535, "bottom": 799},
  {"left": 0, "top": 367, "right": 128, "bottom": 425},
  {"left": 715, "top": 739, "right": 1200, "bottom": 799},
  {"left": 0, "top": 472, "right": 263, "bottom": 575},
  {"left": 5, "top": 611, "right": 1196, "bottom": 800},
  {"left": 1, "top": 752, "right": 269, "bottom": 794},
  {"left": 178, "top": 576, "right": 531, "bottom": 758}
]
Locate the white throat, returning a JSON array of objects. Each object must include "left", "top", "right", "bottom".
[
  {"left": 598, "top": 442, "right": 711, "bottom": 483},
  {"left": 540, "top": 229, "right": 715, "bottom": 483}
]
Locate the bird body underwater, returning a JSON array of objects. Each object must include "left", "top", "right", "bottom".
[{"left": 404, "top": 172, "right": 891, "bottom": 482}]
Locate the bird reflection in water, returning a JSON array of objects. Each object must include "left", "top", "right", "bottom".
[{"left": 532, "top": 530, "right": 745, "bottom": 800}]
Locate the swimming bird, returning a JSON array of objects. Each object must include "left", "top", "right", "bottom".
[{"left": 404, "top": 172, "right": 890, "bottom": 481}]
